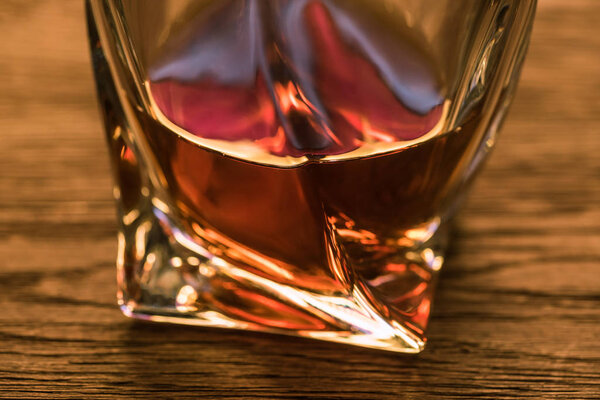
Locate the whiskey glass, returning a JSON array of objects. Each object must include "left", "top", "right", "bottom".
[{"left": 87, "top": 0, "right": 536, "bottom": 353}]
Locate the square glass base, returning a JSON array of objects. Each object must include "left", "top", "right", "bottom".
[{"left": 118, "top": 202, "right": 443, "bottom": 353}]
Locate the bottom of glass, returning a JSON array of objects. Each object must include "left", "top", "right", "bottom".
[
  {"left": 120, "top": 298, "right": 426, "bottom": 354},
  {"left": 117, "top": 201, "right": 446, "bottom": 354},
  {"left": 120, "top": 307, "right": 426, "bottom": 353}
]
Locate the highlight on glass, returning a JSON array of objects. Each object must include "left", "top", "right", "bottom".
[{"left": 87, "top": 0, "right": 536, "bottom": 353}]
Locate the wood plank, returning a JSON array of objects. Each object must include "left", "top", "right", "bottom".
[{"left": 1, "top": 1, "right": 598, "bottom": 398}]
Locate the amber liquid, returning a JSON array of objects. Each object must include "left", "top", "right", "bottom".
[{"left": 116, "top": 104, "right": 478, "bottom": 336}]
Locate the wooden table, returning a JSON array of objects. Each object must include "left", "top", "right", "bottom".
[{"left": 1, "top": 1, "right": 598, "bottom": 398}]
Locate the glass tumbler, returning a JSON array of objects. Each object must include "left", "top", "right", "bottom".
[{"left": 87, "top": 0, "right": 536, "bottom": 353}]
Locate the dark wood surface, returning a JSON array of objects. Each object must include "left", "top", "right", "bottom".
[{"left": 1, "top": 1, "right": 599, "bottom": 399}]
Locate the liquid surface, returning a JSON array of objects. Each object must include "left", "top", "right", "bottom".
[{"left": 141, "top": 0, "right": 449, "bottom": 166}]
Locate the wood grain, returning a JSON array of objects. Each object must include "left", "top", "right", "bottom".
[{"left": 1, "top": 1, "right": 599, "bottom": 399}]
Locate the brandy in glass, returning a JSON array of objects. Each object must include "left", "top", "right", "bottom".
[{"left": 87, "top": 0, "right": 536, "bottom": 352}]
